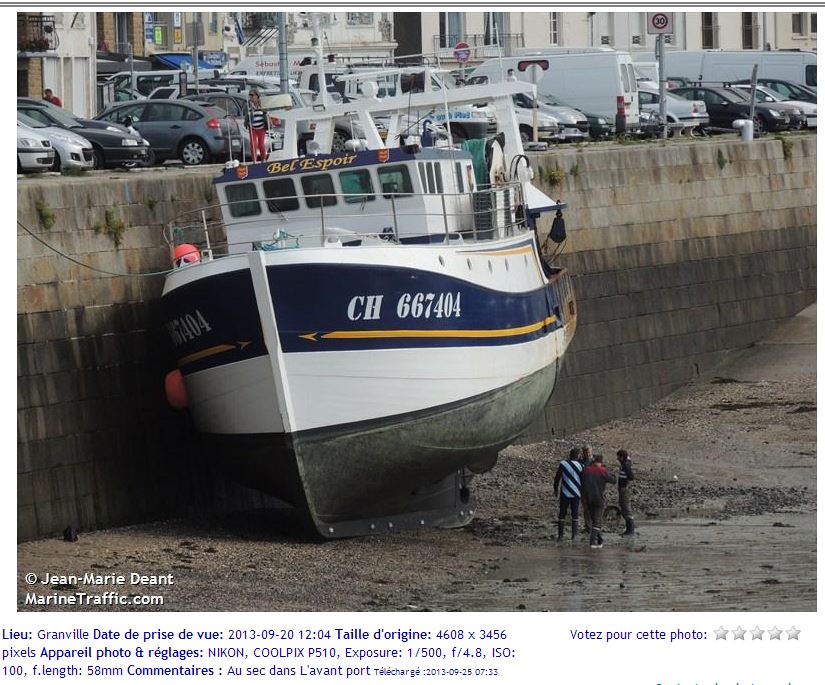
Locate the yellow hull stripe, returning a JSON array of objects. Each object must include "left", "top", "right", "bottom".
[
  {"left": 178, "top": 343, "right": 238, "bottom": 367},
  {"left": 320, "top": 315, "right": 557, "bottom": 340},
  {"left": 459, "top": 245, "right": 535, "bottom": 257}
]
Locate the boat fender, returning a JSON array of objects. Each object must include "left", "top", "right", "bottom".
[
  {"left": 172, "top": 243, "right": 200, "bottom": 268},
  {"left": 164, "top": 369, "right": 189, "bottom": 409},
  {"left": 549, "top": 209, "right": 566, "bottom": 244}
]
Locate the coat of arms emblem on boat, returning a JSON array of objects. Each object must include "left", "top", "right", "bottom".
[
  {"left": 235, "top": 165, "right": 248, "bottom": 180},
  {"left": 377, "top": 148, "right": 389, "bottom": 163}
]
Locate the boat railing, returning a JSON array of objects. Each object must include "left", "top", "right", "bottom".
[{"left": 165, "top": 183, "right": 530, "bottom": 257}]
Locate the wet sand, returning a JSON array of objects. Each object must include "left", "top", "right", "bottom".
[{"left": 17, "top": 304, "right": 816, "bottom": 612}]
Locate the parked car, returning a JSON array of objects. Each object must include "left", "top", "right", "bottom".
[
  {"left": 670, "top": 85, "right": 791, "bottom": 136},
  {"left": 537, "top": 92, "right": 613, "bottom": 139},
  {"left": 731, "top": 78, "right": 817, "bottom": 104},
  {"left": 17, "top": 122, "right": 55, "bottom": 173},
  {"left": 637, "top": 82, "right": 709, "bottom": 133},
  {"left": 731, "top": 83, "right": 817, "bottom": 128},
  {"left": 728, "top": 85, "right": 807, "bottom": 130},
  {"left": 17, "top": 111, "right": 94, "bottom": 171},
  {"left": 18, "top": 101, "right": 148, "bottom": 168},
  {"left": 96, "top": 99, "right": 243, "bottom": 165}
]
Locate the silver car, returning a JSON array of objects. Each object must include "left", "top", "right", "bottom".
[
  {"left": 637, "top": 83, "right": 709, "bottom": 133},
  {"left": 17, "top": 122, "right": 54, "bottom": 172},
  {"left": 17, "top": 111, "right": 94, "bottom": 171}
]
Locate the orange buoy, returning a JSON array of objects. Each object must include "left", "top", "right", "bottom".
[
  {"left": 164, "top": 369, "right": 189, "bottom": 409},
  {"left": 172, "top": 243, "right": 200, "bottom": 268}
]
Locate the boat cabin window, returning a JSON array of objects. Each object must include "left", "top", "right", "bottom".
[
  {"left": 434, "top": 163, "right": 444, "bottom": 193},
  {"left": 262, "top": 178, "right": 300, "bottom": 213},
  {"left": 301, "top": 173, "right": 337, "bottom": 208},
  {"left": 377, "top": 165, "right": 413, "bottom": 198},
  {"left": 224, "top": 183, "right": 261, "bottom": 218},
  {"left": 339, "top": 169, "right": 375, "bottom": 204},
  {"left": 417, "top": 162, "right": 427, "bottom": 192},
  {"left": 455, "top": 162, "right": 464, "bottom": 193},
  {"left": 425, "top": 163, "right": 435, "bottom": 194}
]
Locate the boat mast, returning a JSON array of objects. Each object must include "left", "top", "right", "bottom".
[{"left": 277, "top": 12, "right": 289, "bottom": 95}]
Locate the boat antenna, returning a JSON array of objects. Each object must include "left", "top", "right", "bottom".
[
  {"left": 494, "top": 16, "right": 505, "bottom": 82},
  {"left": 312, "top": 14, "right": 330, "bottom": 108},
  {"left": 277, "top": 12, "right": 289, "bottom": 96}
]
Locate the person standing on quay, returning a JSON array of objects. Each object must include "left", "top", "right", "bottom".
[
  {"left": 579, "top": 445, "right": 593, "bottom": 533},
  {"left": 617, "top": 449, "right": 636, "bottom": 536},
  {"left": 247, "top": 90, "right": 269, "bottom": 163},
  {"left": 581, "top": 454, "right": 616, "bottom": 549},
  {"left": 553, "top": 448, "right": 583, "bottom": 541},
  {"left": 43, "top": 88, "right": 62, "bottom": 107}
]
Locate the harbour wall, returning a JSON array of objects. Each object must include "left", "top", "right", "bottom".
[{"left": 17, "top": 136, "right": 816, "bottom": 540}]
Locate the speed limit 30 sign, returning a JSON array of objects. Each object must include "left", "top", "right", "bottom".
[{"left": 647, "top": 12, "right": 673, "bottom": 34}]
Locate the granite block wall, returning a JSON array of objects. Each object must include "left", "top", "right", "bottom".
[{"left": 17, "top": 136, "right": 817, "bottom": 539}]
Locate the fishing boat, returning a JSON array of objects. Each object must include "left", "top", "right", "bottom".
[{"left": 161, "top": 74, "right": 577, "bottom": 538}]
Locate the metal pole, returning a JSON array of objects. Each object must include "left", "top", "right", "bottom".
[
  {"left": 658, "top": 35, "right": 668, "bottom": 139},
  {"left": 749, "top": 64, "right": 758, "bottom": 124},
  {"left": 129, "top": 42, "right": 134, "bottom": 91},
  {"left": 193, "top": 13, "right": 200, "bottom": 92},
  {"left": 277, "top": 12, "right": 289, "bottom": 95}
]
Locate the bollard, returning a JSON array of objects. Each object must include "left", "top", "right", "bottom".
[{"left": 732, "top": 119, "right": 753, "bottom": 142}]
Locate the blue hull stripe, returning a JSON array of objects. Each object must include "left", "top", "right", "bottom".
[{"left": 161, "top": 261, "right": 564, "bottom": 374}]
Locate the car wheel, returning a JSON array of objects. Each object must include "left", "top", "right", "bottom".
[
  {"left": 331, "top": 129, "right": 350, "bottom": 153},
  {"left": 52, "top": 151, "right": 62, "bottom": 172},
  {"left": 180, "top": 137, "right": 210, "bottom": 165},
  {"left": 17, "top": 157, "right": 22, "bottom": 174},
  {"left": 753, "top": 115, "right": 766, "bottom": 138},
  {"left": 519, "top": 125, "right": 533, "bottom": 143},
  {"left": 92, "top": 147, "right": 105, "bottom": 170}
]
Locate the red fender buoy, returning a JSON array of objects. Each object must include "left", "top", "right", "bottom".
[
  {"left": 164, "top": 369, "right": 189, "bottom": 409},
  {"left": 172, "top": 243, "right": 200, "bottom": 268}
]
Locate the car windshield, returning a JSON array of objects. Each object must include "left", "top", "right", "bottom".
[
  {"left": 758, "top": 86, "right": 790, "bottom": 102},
  {"left": 18, "top": 112, "right": 46, "bottom": 128},
  {"left": 720, "top": 88, "right": 748, "bottom": 103},
  {"left": 40, "top": 107, "right": 82, "bottom": 128}
]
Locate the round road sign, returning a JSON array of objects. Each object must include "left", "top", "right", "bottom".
[{"left": 453, "top": 41, "right": 471, "bottom": 63}]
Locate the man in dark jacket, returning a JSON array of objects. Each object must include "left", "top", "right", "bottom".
[
  {"left": 579, "top": 445, "right": 593, "bottom": 533},
  {"left": 581, "top": 454, "right": 617, "bottom": 548},
  {"left": 617, "top": 449, "right": 636, "bottom": 536},
  {"left": 553, "top": 448, "right": 583, "bottom": 541}
]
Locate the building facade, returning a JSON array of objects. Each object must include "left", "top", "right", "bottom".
[
  {"left": 405, "top": 11, "right": 816, "bottom": 64},
  {"left": 18, "top": 11, "right": 97, "bottom": 118}
]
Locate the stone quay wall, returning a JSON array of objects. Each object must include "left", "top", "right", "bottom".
[{"left": 17, "top": 135, "right": 816, "bottom": 540}]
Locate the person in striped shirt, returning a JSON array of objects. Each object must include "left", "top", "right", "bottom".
[
  {"left": 247, "top": 90, "right": 269, "bottom": 163},
  {"left": 553, "top": 448, "right": 583, "bottom": 541}
]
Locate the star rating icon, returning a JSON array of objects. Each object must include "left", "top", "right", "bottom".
[{"left": 712, "top": 626, "right": 800, "bottom": 641}]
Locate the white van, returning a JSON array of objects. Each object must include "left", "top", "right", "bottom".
[
  {"left": 472, "top": 50, "right": 640, "bottom": 132},
  {"left": 634, "top": 50, "right": 817, "bottom": 90},
  {"left": 107, "top": 70, "right": 221, "bottom": 97}
]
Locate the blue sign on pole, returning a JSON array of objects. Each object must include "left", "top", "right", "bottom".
[{"left": 144, "top": 12, "right": 154, "bottom": 43}]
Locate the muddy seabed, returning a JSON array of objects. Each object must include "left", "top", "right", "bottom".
[{"left": 18, "top": 305, "right": 816, "bottom": 612}]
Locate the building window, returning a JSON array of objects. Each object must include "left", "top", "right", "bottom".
[
  {"left": 439, "top": 12, "right": 463, "bottom": 48},
  {"left": 742, "top": 12, "right": 759, "bottom": 49},
  {"left": 549, "top": 12, "right": 560, "bottom": 45},
  {"left": 812, "top": 14, "right": 817, "bottom": 34},
  {"left": 346, "top": 13, "right": 373, "bottom": 26},
  {"left": 792, "top": 13, "right": 806, "bottom": 35},
  {"left": 484, "top": 12, "right": 505, "bottom": 45},
  {"left": 701, "top": 12, "right": 718, "bottom": 49},
  {"left": 209, "top": 13, "right": 218, "bottom": 33}
]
